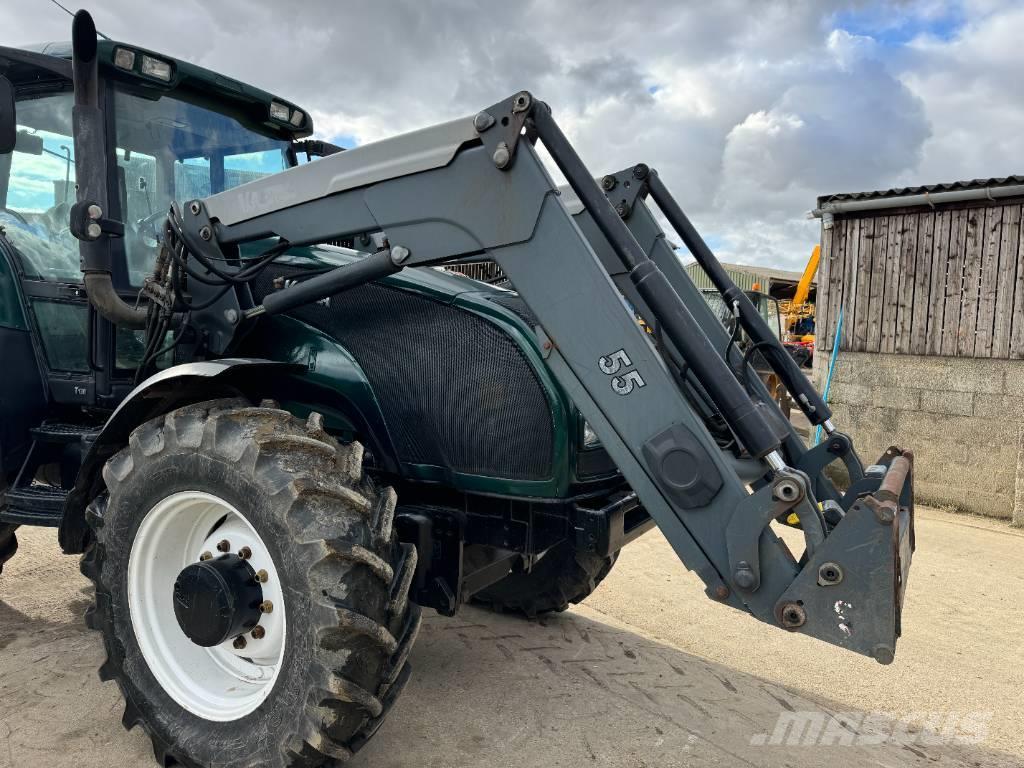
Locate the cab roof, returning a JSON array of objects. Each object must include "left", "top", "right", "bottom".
[{"left": 4, "top": 38, "right": 314, "bottom": 141}]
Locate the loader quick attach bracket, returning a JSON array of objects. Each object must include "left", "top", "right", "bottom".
[{"left": 171, "top": 91, "right": 915, "bottom": 663}]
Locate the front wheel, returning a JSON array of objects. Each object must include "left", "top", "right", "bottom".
[{"left": 81, "top": 399, "right": 420, "bottom": 767}]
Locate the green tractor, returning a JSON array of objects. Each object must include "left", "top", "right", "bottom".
[{"left": 0, "top": 11, "right": 915, "bottom": 767}]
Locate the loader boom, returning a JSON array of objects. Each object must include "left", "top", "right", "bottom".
[{"left": 124, "top": 92, "right": 913, "bottom": 662}]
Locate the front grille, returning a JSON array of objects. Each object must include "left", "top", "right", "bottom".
[{"left": 251, "top": 267, "right": 554, "bottom": 480}]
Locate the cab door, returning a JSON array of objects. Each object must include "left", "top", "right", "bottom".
[
  {"left": 0, "top": 235, "right": 46, "bottom": 477},
  {"left": 1, "top": 88, "right": 98, "bottom": 407}
]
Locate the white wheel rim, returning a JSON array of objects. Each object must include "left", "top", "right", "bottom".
[{"left": 128, "top": 491, "right": 287, "bottom": 722}]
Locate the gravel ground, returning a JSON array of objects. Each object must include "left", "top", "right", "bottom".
[{"left": 1, "top": 506, "right": 1020, "bottom": 768}]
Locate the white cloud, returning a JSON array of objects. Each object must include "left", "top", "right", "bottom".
[
  {"left": 1, "top": 1, "right": 1021, "bottom": 270},
  {"left": 899, "top": 4, "right": 1024, "bottom": 183}
]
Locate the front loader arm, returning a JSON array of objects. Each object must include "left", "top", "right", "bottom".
[
  {"left": 561, "top": 167, "right": 869, "bottom": 501},
  {"left": 161, "top": 92, "right": 913, "bottom": 663}
]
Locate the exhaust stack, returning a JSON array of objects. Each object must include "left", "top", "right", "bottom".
[{"left": 70, "top": 9, "right": 147, "bottom": 328}]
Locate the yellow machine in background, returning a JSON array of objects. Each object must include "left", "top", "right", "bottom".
[{"left": 780, "top": 245, "right": 819, "bottom": 358}]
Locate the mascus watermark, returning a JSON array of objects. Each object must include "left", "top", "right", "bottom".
[{"left": 751, "top": 710, "right": 992, "bottom": 747}]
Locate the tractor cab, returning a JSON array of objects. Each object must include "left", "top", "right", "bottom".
[{"left": 0, "top": 40, "right": 318, "bottom": 520}]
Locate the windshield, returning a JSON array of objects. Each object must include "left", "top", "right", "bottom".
[{"left": 112, "top": 88, "right": 291, "bottom": 285}]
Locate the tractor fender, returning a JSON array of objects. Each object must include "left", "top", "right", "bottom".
[{"left": 59, "top": 357, "right": 394, "bottom": 553}]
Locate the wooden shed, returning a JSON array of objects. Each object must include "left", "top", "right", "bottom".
[
  {"left": 815, "top": 177, "right": 1024, "bottom": 358},
  {"left": 811, "top": 176, "right": 1024, "bottom": 524}
]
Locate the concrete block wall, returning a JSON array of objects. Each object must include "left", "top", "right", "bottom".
[{"left": 813, "top": 351, "right": 1024, "bottom": 525}]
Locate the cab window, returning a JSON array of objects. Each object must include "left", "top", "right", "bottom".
[
  {"left": 0, "top": 91, "right": 80, "bottom": 283},
  {"left": 113, "top": 88, "right": 291, "bottom": 287}
]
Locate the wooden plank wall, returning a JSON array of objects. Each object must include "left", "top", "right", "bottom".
[{"left": 818, "top": 199, "right": 1024, "bottom": 357}]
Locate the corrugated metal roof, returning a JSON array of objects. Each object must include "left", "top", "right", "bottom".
[
  {"left": 683, "top": 261, "right": 807, "bottom": 292},
  {"left": 818, "top": 176, "right": 1024, "bottom": 205},
  {"left": 718, "top": 261, "right": 804, "bottom": 283}
]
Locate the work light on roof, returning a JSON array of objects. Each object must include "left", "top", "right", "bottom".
[
  {"left": 269, "top": 102, "right": 291, "bottom": 123},
  {"left": 113, "top": 47, "right": 135, "bottom": 71},
  {"left": 140, "top": 54, "right": 173, "bottom": 82},
  {"left": 289, "top": 109, "right": 304, "bottom": 128}
]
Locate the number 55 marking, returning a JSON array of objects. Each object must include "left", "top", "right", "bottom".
[
  {"left": 612, "top": 370, "right": 646, "bottom": 395},
  {"left": 599, "top": 349, "right": 632, "bottom": 374},
  {"left": 599, "top": 348, "right": 646, "bottom": 396}
]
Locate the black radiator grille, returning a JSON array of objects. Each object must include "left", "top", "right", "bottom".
[{"left": 251, "top": 268, "right": 554, "bottom": 480}]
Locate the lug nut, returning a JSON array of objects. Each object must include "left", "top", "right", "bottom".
[
  {"left": 251, "top": 626, "right": 266, "bottom": 640},
  {"left": 216, "top": 540, "right": 231, "bottom": 553},
  {"left": 259, "top": 601, "right": 274, "bottom": 614},
  {"left": 199, "top": 551, "right": 213, "bottom": 561},
  {"left": 255, "top": 569, "right": 269, "bottom": 583},
  {"left": 238, "top": 547, "right": 252, "bottom": 560},
  {"left": 233, "top": 636, "right": 247, "bottom": 650}
]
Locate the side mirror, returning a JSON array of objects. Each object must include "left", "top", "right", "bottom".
[
  {"left": 0, "top": 75, "right": 15, "bottom": 154},
  {"left": 14, "top": 132, "right": 43, "bottom": 156}
]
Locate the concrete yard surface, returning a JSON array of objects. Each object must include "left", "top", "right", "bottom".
[{"left": 1, "top": 506, "right": 1021, "bottom": 767}]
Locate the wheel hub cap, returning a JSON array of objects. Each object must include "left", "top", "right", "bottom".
[{"left": 173, "top": 554, "right": 263, "bottom": 647}]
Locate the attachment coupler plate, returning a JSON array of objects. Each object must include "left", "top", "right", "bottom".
[{"left": 773, "top": 451, "right": 914, "bottom": 664}]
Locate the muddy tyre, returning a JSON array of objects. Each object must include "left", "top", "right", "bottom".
[
  {"left": 80, "top": 399, "right": 420, "bottom": 767},
  {"left": 0, "top": 524, "right": 17, "bottom": 576},
  {"left": 473, "top": 540, "right": 617, "bottom": 617}
]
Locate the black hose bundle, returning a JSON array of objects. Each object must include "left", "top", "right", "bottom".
[{"left": 133, "top": 209, "right": 289, "bottom": 382}]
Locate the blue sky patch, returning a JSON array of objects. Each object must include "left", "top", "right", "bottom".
[
  {"left": 330, "top": 134, "right": 359, "bottom": 150},
  {"left": 832, "top": 4, "right": 965, "bottom": 45}
]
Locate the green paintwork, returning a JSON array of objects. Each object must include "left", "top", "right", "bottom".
[
  {"left": 0, "top": 249, "right": 28, "bottom": 330},
  {"left": 233, "top": 243, "right": 584, "bottom": 498},
  {"left": 3, "top": 44, "right": 599, "bottom": 500}
]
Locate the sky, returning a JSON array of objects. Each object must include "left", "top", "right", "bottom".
[{"left": 3, "top": 0, "right": 1022, "bottom": 270}]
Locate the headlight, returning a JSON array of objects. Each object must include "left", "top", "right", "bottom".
[{"left": 582, "top": 420, "right": 601, "bottom": 449}]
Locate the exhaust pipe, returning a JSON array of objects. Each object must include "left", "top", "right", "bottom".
[{"left": 71, "top": 10, "right": 147, "bottom": 328}]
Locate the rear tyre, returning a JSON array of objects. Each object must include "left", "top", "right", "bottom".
[
  {"left": 0, "top": 524, "right": 17, "bottom": 576},
  {"left": 473, "top": 540, "right": 617, "bottom": 618},
  {"left": 80, "top": 399, "right": 421, "bottom": 767}
]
